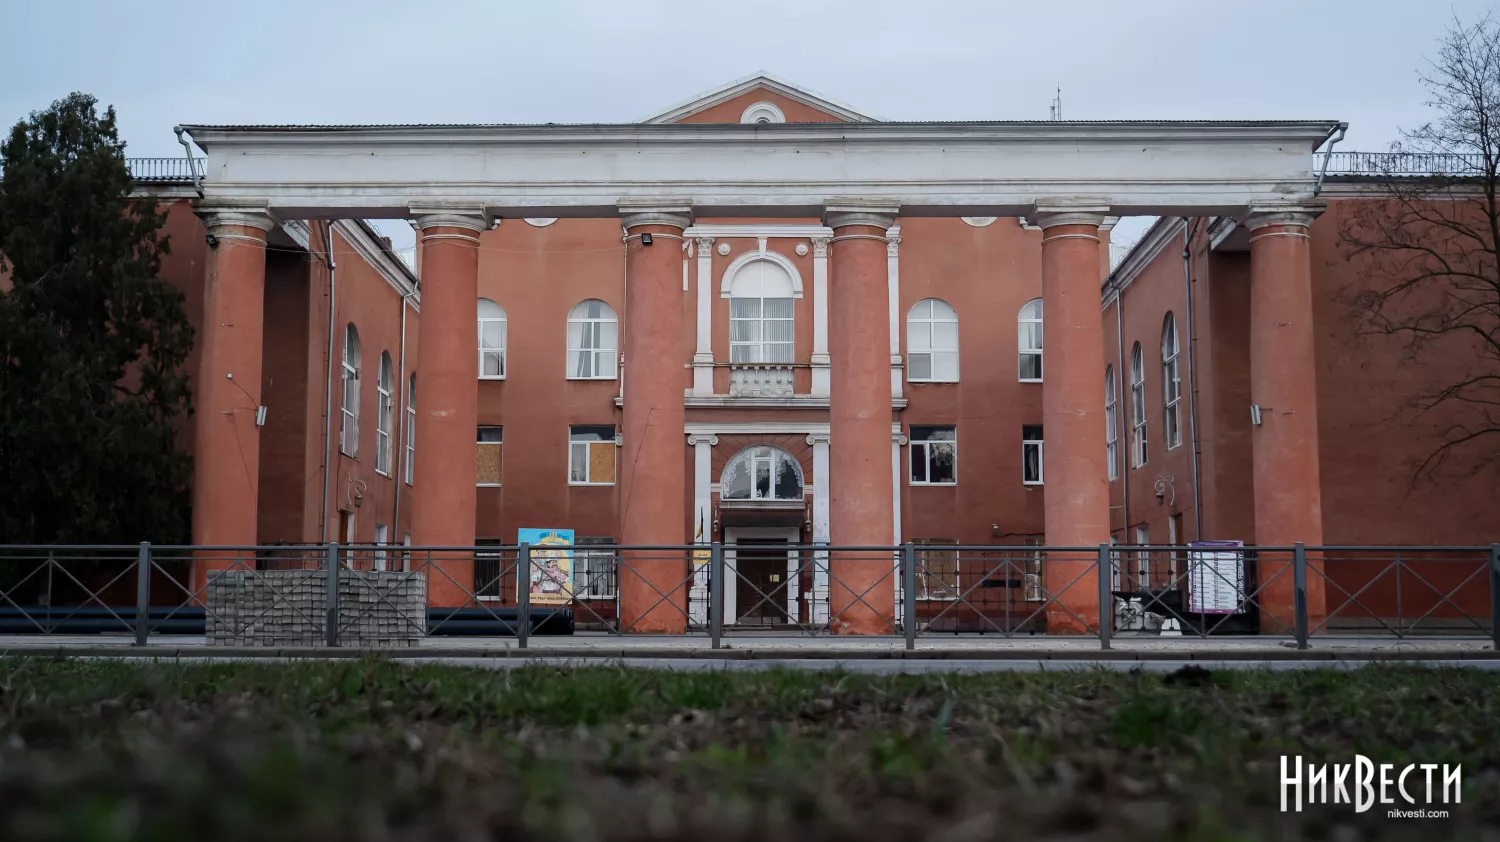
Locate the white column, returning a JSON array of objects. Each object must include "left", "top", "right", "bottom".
[
  {"left": 891, "top": 429, "right": 907, "bottom": 611},
  {"left": 807, "top": 432, "right": 831, "bottom": 625},
  {"left": 810, "top": 236, "right": 831, "bottom": 397},
  {"left": 692, "top": 237, "right": 715, "bottom": 396},
  {"left": 887, "top": 226, "right": 903, "bottom": 399},
  {"left": 688, "top": 433, "right": 717, "bottom": 625}
]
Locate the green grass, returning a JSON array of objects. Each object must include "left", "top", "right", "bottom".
[{"left": 0, "top": 659, "right": 1496, "bottom": 840}]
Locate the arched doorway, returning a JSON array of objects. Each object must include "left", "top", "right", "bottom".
[{"left": 719, "top": 446, "right": 805, "bottom": 625}]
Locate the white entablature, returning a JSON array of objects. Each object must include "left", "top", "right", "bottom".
[{"left": 180, "top": 120, "right": 1340, "bottom": 219}]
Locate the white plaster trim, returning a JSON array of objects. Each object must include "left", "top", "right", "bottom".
[
  {"left": 523, "top": 217, "right": 558, "bottom": 227},
  {"left": 1241, "top": 204, "right": 1324, "bottom": 230},
  {"left": 280, "top": 219, "right": 312, "bottom": 249},
  {"left": 686, "top": 422, "right": 828, "bottom": 436},
  {"left": 811, "top": 235, "right": 831, "bottom": 398},
  {"left": 961, "top": 217, "right": 997, "bottom": 227},
  {"left": 640, "top": 72, "right": 876, "bottom": 124},
  {"left": 886, "top": 224, "right": 903, "bottom": 400},
  {"left": 681, "top": 395, "right": 909, "bottom": 409},
  {"left": 1103, "top": 216, "right": 1186, "bottom": 307},
  {"left": 335, "top": 219, "right": 421, "bottom": 302},
  {"left": 199, "top": 204, "right": 275, "bottom": 234},
  {"left": 694, "top": 235, "right": 715, "bottom": 397},
  {"left": 684, "top": 224, "right": 833, "bottom": 239},
  {"left": 740, "top": 102, "right": 787, "bottom": 124},
  {"left": 719, "top": 248, "right": 805, "bottom": 298}
]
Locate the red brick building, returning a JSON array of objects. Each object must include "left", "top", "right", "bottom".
[{"left": 129, "top": 75, "right": 1495, "bottom": 631}]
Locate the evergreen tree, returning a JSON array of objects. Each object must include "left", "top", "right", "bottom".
[{"left": 0, "top": 93, "right": 194, "bottom": 543}]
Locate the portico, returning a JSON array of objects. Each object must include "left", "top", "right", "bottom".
[{"left": 181, "top": 116, "right": 1338, "bottom": 632}]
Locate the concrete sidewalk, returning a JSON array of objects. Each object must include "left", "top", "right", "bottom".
[{"left": 1, "top": 633, "right": 1495, "bottom": 661}]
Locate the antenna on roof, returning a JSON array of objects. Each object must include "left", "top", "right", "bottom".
[{"left": 1049, "top": 86, "right": 1062, "bottom": 121}]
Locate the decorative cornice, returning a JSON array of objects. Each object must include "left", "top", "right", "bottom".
[
  {"left": 687, "top": 434, "right": 720, "bottom": 446},
  {"left": 683, "top": 223, "right": 833, "bottom": 239},
  {"left": 824, "top": 200, "right": 899, "bottom": 230},
  {"left": 619, "top": 200, "right": 693, "bottom": 230},
  {"left": 811, "top": 237, "right": 829, "bottom": 258},
  {"left": 1241, "top": 203, "right": 1325, "bottom": 231},
  {"left": 740, "top": 101, "right": 787, "bottom": 124},
  {"left": 720, "top": 248, "right": 804, "bottom": 298},
  {"left": 523, "top": 217, "right": 558, "bottom": 227},
  {"left": 886, "top": 235, "right": 901, "bottom": 257},
  {"left": 198, "top": 203, "right": 275, "bottom": 234}
]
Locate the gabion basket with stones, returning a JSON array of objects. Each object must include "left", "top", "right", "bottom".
[{"left": 206, "top": 570, "right": 426, "bottom": 647}]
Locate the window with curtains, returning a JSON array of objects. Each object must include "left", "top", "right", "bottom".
[
  {"left": 1105, "top": 364, "right": 1119, "bottom": 481},
  {"left": 375, "top": 352, "right": 393, "bottom": 475},
  {"left": 478, "top": 298, "right": 506, "bottom": 379},
  {"left": 729, "top": 260, "right": 795, "bottom": 363},
  {"left": 340, "top": 324, "right": 360, "bottom": 457},
  {"left": 1018, "top": 298, "right": 1043, "bottom": 381},
  {"left": 404, "top": 374, "right": 415, "bottom": 485},
  {"left": 907, "top": 298, "right": 959, "bottom": 382},
  {"left": 566, "top": 299, "right": 618, "bottom": 379},
  {"left": 1130, "top": 342, "right": 1148, "bottom": 468},
  {"left": 1162, "top": 312, "right": 1182, "bottom": 450}
]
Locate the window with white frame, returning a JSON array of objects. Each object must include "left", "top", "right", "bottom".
[
  {"left": 375, "top": 352, "right": 393, "bottom": 475},
  {"left": 1162, "top": 312, "right": 1182, "bottom": 450},
  {"left": 910, "top": 426, "right": 957, "bottom": 485},
  {"left": 915, "top": 538, "right": 959, "bottom": 600},
  {"left": 1134, "top": 524, "right": 1150, "bottom": 589},
  {"left": 569, "top": 426, "right": 617, "bottom": 484},
  {"left": 474, "top": 538, "right": 503, "bottom": 600},
  {"left": 729, "top": 260, "right": 795, "bottom": 363},
  {"left": 1130, "top": 342, "right": 1148, "bottom": 468},
  {"left": 1018, "top": 298, "right": 1043, "bottom": 381},
  {"left": 478, "top": 298, "right": 506, "bottom": 379},
  {"left": 567, "top": 299, "right": 618, "bottom": 378},
  {"left": 1022, "top": 425, "right": 1044, "bottom": 485},
  {"left": 374, "top": 522, "right": 388, "bottom": 571},
  {"left": 404, "top": 374, "right": 415, "bottom": 485},
  {"left": 340, "top": 324, "right": 360, "bottom": 457},
  {"left": 907, "top": 298, "right": 959, "bottom": 382},
  {"left": 1105, "top": 364, "right": 1119, "bottom": 481},
  {"left": 477, "top": 426, "right": 502, "bottom": 486},
  {"left": 720, "top": 446, "right": 804, "bottom": 501},
  {"left": 574, "top": 536, "right": 616, "bottom": 599}
]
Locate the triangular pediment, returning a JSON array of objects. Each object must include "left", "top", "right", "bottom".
[{"left": 641, "top": 73, "right": 875, "bottom": 124}]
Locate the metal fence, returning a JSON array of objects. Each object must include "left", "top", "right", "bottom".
[
  {"left": 1323, "top": 150, "right": 1488, "bottom": 177},
  {"left": 0, "top": 543, "right": 1495, "bottom": 650},
  {"left": 124, "top": 157, "right": 203, "bottom": 183}
]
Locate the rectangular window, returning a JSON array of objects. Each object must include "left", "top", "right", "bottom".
[
  {"left": 475, "top": 538, "right": 503, "bottom": 601},
  {"left": 374, "top": 522, "right": 388, "bottom": 571},
  {"left": 375, "top": 377, "right": 392, "bottom": 476},
  {"left": 404, "top": 378, "right": 415, "bottom": 485},
  {"left": 1134, "top": 524, "right": 1150, "bottom": 589},
  {"left": 479, "top": 317, "right": 506, "bottom": 378},
  {"left": 574, "top": 536, "right": 616, "bottom": 599},
  {"left": 340, "top": 365, "right": 358, "bottom": 457},
  {"left": 569, "top": 426, "right": 617, "bottom": 485},
  {"left": 1131, "top": 379, "right": 1148, "bottom": 468},
  {"left": 730, "top": 297, "right": 795, "bottom": 363},
  {"left": 1105, "top": 371, "right": 1119, "bottom": 481},
  {"left": 1022, "top": 424, "right": 1043, "bottom": 485},
  {"left": 909, "top": 426, "right": 957, "bottom": 485},
  {"left": 915, "top": 538, "right": 959, "bottom": 600},
  {"left": 477, "top": 426, "right": 503, "bottom": 486}
]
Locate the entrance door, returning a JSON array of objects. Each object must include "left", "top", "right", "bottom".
[{"left": 735, "top": 539, "right": 790, "bottom": 624}]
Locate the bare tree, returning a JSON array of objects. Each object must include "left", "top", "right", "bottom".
[{"left": 1341, "top": 12, "right": 1500, "bottom": 478}]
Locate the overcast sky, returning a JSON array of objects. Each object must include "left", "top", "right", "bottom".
[{"left": 6, "top": 0, "right": 1493, "bottom": 249}]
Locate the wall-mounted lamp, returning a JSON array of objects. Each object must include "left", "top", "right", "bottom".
[
  {"left": 640, "top": 232, "right": 653, "bottom": 246},
  {"left": 205, "top": 233, "right": 219, "bottom": 249}
]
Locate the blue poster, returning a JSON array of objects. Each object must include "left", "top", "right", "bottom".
[{"left": 518, "top": 528, "right": 575, "bottom": 605}]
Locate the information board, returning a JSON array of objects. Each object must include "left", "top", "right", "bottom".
[{"left": 1188, "top": 540, "right": 1245, "bottom": 614}]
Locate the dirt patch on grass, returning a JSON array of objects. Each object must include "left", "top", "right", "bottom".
[{"left": 0, "top": 659, "right": 1496, "bottom": 840}]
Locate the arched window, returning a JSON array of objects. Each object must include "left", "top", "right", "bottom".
[
  {"left": 375, "top": 351, "right": 393, "bottom": 475},
  {"left": 567, "top": 299, "right": 618, "bottom": 379},
  {"left": 404, "top": 374, "right": 415, "bottom": 485},
  {"left": 720, "top": 446, "right": 804, "bottom": 501},
  {"left": 1162, "top": 312, "right": 1182, "bottom": 450},
  {"left": 1130, "top": 342, "right": 1147, "bottom": 468},
  {"left": 478, "top": 298, "right": 506, "bottom": 379},
  {"left": 1104, "top": 364, "right": 1118, "bottom": 481},
  {"left": 340, "top": 324, "right": 360, "bottom": 457},
  {"left": 1018, "top": 298, "right": 1043, "bottom": 382},
  {"left": 907, "top": 298, "right": 959, "bottom": 382},
  {"left": 729, "top": 260, "right": 795, "bottom": 363}
]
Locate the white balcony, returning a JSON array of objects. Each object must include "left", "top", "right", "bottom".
[{"left": 729, "top": 364, "right": 795, "bottom": 398}]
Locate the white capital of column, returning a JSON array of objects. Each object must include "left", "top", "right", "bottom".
[
  {"left": 408, "top": 203, "right": 491, "bottom": 235},
  {"left": 198, "top": 203, "right": 276, "bottom": 237},
  {"left": 1029, "top": 203, "right": 1111, "bottom": 230},
  {"left": 1241, "top": 203, "right": 1325, "bottom": 232},
  {"left": 693, "top": 236, "right": 716, "bottom": 396},
  {"left": 619, "top": 200, "right": 693, "bottom": 231}
]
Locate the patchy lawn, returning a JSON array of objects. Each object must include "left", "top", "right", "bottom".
[{"left": 0, "top": 659, "right": 1496, "bottom": 841}]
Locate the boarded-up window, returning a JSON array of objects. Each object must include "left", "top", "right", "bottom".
[
  {"left": 477, "top": 426, "right": 503, "bottom": 485},
  {"left": 916, "top": 539, "right": 959, "bottom": 600},
  {"left": 570, "top": 426, "right": 616, "bottom": 484}
]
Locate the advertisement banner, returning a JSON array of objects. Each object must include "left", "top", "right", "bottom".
[{"left": 518, "top": 528, "right": 574, "bottom": 605}]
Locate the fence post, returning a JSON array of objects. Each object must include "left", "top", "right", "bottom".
[
  {"left": 325, "top": 542, "right": 340, "bottom": 647},
  {"left": 134, "top": 542, "right": 151, "bottom": 647},
  {"left": 1490, "top": 544, "right": 1500, "bottom": 652},
  {"left": 517, "top": 543, "right": 531, "bottom": 650},
  {"left": 1293, "top": 542, "right": 1309, "bottom": 650},
  {"left": 902, "top": 543, "right": 917, "bottom": 650},
  {"left": 709, "top": 542, "right": 724, "bottom": 649},
  {"left": 1097, "top": 543, "right": 1112, "bottom": 651}
]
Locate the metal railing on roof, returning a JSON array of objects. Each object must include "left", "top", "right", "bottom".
[
  {"left": 1324, "top": 150, "right": 1488, "bottom": 177},
  {"left": 125, "top": 157, "right": 204, "bottom": 183}
]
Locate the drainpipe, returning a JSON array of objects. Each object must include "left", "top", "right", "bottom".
[
  {"left": 318, "top": 222, "right": 339, "bottom": 543},
  {"left": 1314, "top": 122, "right": 1349, "bottom": 196},
  {"left": 1181, "top": 218, "right": 1204, "bottom": 540},
  {"left": 172, "top": 126, "right": 203, "bottom": 198},
  {"left": 1113, "top": 278, "right": 1129, "bottom": 540},
  {"left": 391, "top": 281, "right": 418, "bottom": 539}
]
